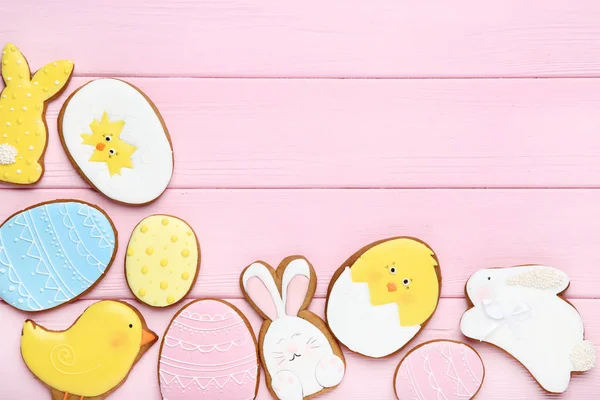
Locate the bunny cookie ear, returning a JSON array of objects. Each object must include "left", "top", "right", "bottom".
[
  {"left": 2, "top": 43, "right": 31, "bottom": 86},
  {"left": 241, "top": 262, "right": 284, "bottom": 321},
  {"left": 505, "top": 265, "right": 570, "bottom": 294},
  {"left": 31, "top": 59, "right": 74, "bottom": 101},
  {"left": 281, "top": 257, "right": 314, "bottom": 317}
]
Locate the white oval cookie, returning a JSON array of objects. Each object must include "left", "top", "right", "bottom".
[{"left": 59, "top": 78, "right": 173, "bottom": 205}]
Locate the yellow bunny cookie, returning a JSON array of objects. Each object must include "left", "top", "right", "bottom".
[{"left": 0, "top": 43, "right": 73, "bottom": 184}]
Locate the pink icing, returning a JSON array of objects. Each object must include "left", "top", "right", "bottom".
[
  {"left": 395, "top": 341, "right": 484, "bottom": 400},
  {"left": 159, "top": 299, "right": 259, "bottom": 400},
  {"left": 285, "top": 275, "right": 309, "bottom": 316}
]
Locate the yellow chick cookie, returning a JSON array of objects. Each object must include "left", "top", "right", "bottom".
[
  {"left": 0, "top": 43, "right": 73, "bottom": 184},
  {"left": 126, "top": 215, "right": 200, "bottom": 307},
  {"left": 326, "top": 237, "right": 441, "bottom": 358},
  {"left": 21, "top": 300, "right": 157, "bottom": 400}
]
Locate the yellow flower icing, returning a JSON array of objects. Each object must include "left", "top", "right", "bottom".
[
  {"left": 80, "top": 111, "right": 137, "bottom": 177},
  {"left": 125, "top": 215, "right": 200, "bottom": 307},
  {"left": 0, "top": 43, "right": 73, "bottom": 184}
]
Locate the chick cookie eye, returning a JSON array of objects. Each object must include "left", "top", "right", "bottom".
[
  {"left": 105, "top": 136, "right": 112, "bottom": 142},
  {"left": 128, "top": 324, "right": 133, "bottom": 328},
  {"left": 108, "top": 148, "right": 116, "bottom": 155},
  {"left": 402, "top": 278, "right": 411, "bottom": 286},
  {"left": 389, "top": 267, "right": 396, "bottom": 274}
]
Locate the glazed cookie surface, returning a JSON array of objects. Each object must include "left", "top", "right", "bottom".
[
  {"left": 159, "top": 299, "right": 259, "bottom": 400},
  {"left": 394, "top": 340, "right": 484, "bottom": 400},
  {"left": 21, "top": 300, "right": 157, "bottom": 399},
  {"left": 326, "top": 237, "right": 441, "bottom": 358},
  {"left": 126, "top": 215, "right": 200, "bottom": 307},
  {"left": 0, "top": 200, "right": 117, "bottom": 311},
  {"left": 460, "top": 265, "right": 596, "bottom": 393},
  {"left": 58, "top": 78, "right": 173, "bottom": 205},
  {"left": 241, "top": 256, "right": 345, "bottom": 400},
  {"left": 0, "top": 43, "right": 73, "bottom": 185}
]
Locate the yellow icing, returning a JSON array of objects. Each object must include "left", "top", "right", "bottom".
[
  {"left": 20, "top": 300, "right": 156, "bottom": 397},
  {"left": 125, "top": 215, "right": 199, "bottom": 307},
  {"left": 81, "top": 111, "right": 137, "bottom": 177},
  {"left": 350, "top": 238, "right": 440, "bottom": 326},
  {"left": 0, "top": 43, "right": 73, "bottom": 184}
]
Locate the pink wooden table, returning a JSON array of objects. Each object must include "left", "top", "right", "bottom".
[{"left": 2, "top": 1, "right": 600, "bottom": 398}]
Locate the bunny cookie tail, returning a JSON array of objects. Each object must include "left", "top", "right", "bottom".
[
  {"left": 0, "top": 144, "right": 18, "bottom": 165},
  {"left": 570, "top": 340, "right": 596, "bottom": 372}
]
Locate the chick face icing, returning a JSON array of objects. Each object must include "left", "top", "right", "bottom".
[
  {"left": 326, "top": 237, "right": 441, "bottom": 358},
  {"left": 350, "top": 238, "right": 439, "bottom": 326}
]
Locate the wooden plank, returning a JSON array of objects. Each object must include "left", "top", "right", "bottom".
[
  {"left": 1, "top": 298, "right": 597, "bottom": 399},
  {"left": 1, "top": 188, "right": 599, "bottom": 299},
  {"left": 3, "top": 77, "right": 600, "bottom": 189},
  {"left": 3, "top": 1, "right": 600, "bottom": 78}
]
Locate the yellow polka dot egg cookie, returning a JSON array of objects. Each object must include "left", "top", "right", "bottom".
[{"left": 125, "top": 215, "right": 200, "bottom": 307}]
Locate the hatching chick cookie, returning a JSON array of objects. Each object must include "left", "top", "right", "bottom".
[
  {"left": 58, "top": 78, "right": 174, "bottom": 205},
  {"left": 125, "top": 215, "right": 200, "bottom": 307},
  {"left": 326, "top": 237, "right": 441, "bottom": 358},
  {"left": 0, "top": 43, "right": 74, "bottom": 185}
]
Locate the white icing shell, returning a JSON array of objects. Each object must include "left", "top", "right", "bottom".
[
  {"left": 326, "top": 268, "right": 421, "bottom": 358},
  {"left": 60, "top": 78, "right": 173, "bottom": 205}
]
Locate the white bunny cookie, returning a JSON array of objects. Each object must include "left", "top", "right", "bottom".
[
  {"left": 460, "top": 265, "right": 596, "bottom": 393},
  {"left": 240, "top": 256, "right": 345, "bottom": 400}
]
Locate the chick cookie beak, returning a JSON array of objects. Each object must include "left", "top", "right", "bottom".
[
  {"left": 140, "top": 328, "right": 157, "bottom": 347},
  {"left": 96, "top": 142, "right": 106, "bottom": 151},
  {"left": 387, "top": 282, "right": 398, "bottom": 292}
]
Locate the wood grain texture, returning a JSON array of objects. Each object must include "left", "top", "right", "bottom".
[
  {"left": 3, "top": 1, "right": 600, "bottom": 77},
  {"left": 3, "top": 77, "right": 600, "bottom": 189},
  {"left": 1, "top": 188, "right": 599, "bottom": 299},
  {"left": 2, "top": 2, "right": 600, "bottom": 398},
  {"left": 1, "top": 298, "right": 597, "bottom": 399}
]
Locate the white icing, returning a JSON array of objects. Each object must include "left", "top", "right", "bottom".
[
  {"left": 326, "top": 268, "right": 420, "bottom": 358},
  {"left": 461, "top": 266, "right": 595, "bottom": 393},
  {"left": 242, "top": 258, "right": 344, "bottom": 397},
  {"left": 242, "top": 261, "right": 285, "bottom": 318},
  {"left": 264, "top": 316, "right": 336, "bottom": 397},
  {"left": 506, "top": 267, "right": 567, "bottom": 291},
  {"left": 60, "top": 78, "right": 173, "bottom": 205},
  {"left": 0, "top": 143, "right": 17, "bottom": 164}
]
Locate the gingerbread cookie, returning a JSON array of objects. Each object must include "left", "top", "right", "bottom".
[
  {"left": 0, "top": 43, "right": 74, "bottom": 185},
  {"left": 0, "top": 200, "right": 117, "bottom": 312},
  {"left": 460, "top": 265, "right": 596, "bottom": 393},
  {"left": 125, "top": 215, "right": 200, "bottom": 307},
  {"left": 58, "top": 78, "right": 173, "bottom": 205},
  {"left": 394, "top": 340, "right": 485, "bottom": 400},
  {"left": 326, "top": 237, "right": 441, "bottom": 358},
  {"left": 240, "top": 256, "right": 345, "bottom": 400},
  {"left": 159, "top": 299, "right": 260, "bottom": 399},
  {"left": 21, "top": 300, "right": 157, "bottom": 399}
]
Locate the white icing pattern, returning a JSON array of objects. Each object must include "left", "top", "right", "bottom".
[
  {"left": 506, "top": 267, "right": 565, "bottom": 290},
  {"left": 0, "top": 143, "right": 17, "bottom": 164}
]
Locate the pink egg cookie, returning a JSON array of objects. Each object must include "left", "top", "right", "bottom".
[
  {"left": 394, "top": 340, "right": 485, "bottom": 400},
  {"left": 158, "top": 299, "right": 260, "bottom": 400}
]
